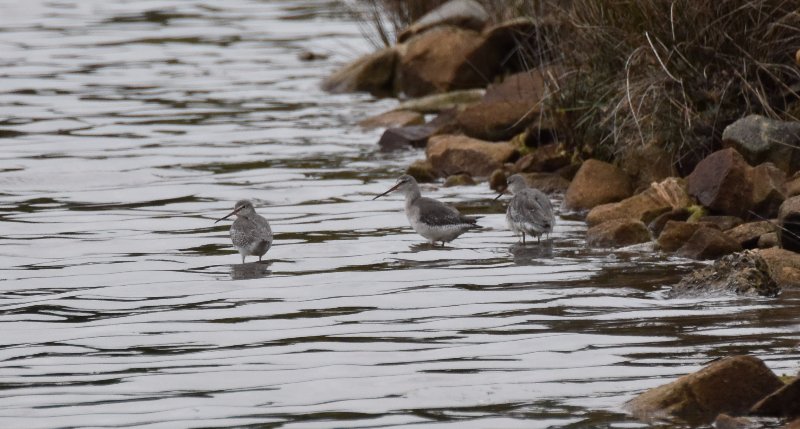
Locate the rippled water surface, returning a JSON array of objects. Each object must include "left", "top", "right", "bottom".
[{"left": 1, "top": 1, "right": 799, "bottom": 428}]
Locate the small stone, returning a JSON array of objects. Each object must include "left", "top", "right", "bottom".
[
  {"left": 406, "top": 159, "right": 438, "bottom": 183},
  {"left": 676, "top": 227, "right": 742, "bottom": 260},
  {"left": 359, "top": 110, "right": 425, "bottom": 129},
  {"left": 378, "top": 125, "right": 436, "bottom": 151},
  {"left": 298, "top": 50, "right": 328, "bottom": 61},
  {"left": 563, "top": 159, "right": 633, "bottom": 212},
  {"left": 757, "top": 232, "right": 778, "bottom": 248},
  {"left": 725, "top": 221, "right": 776, "bottom": 249},
  {"left": 444, "top": 173, "right": 476, "bottom": 187},
  {"left": 489, "top": 169, "right": 507, "bottom": 192},
  {"left": 586, "top": 219, "right": 651, "bottom": 247},
  {"left": 657, "top": 221, "right": 706, "bottom": 252},
  {"left": 625, "top": 355, "right": 784, "bottom": 425}
]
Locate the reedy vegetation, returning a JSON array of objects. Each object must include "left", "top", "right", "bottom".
[{"left": 348, "top": 0, "right": 800, "bottom": 173}]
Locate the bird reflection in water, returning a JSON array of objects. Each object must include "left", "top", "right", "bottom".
[
  {"left": 509, "top": 241, "right": 554, "bottom": 265},
  {"left": 230, "top": 261, "right": 272, "bottom": 280}
]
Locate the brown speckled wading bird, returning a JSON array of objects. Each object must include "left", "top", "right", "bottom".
[
  {"left": 215, "top": 199, "right": 273, "bottom": 263},
  {"left": 373, "top": 175, "right": 480, "bottom": 246}
]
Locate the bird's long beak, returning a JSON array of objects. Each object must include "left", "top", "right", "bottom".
[
  {"left": 372, "top": 182, "right": 402, "bottom": 200},
  {"left": 493, "top": 187, "right": 507, "bottom": 201},
  {"left": 215, "top": 206, "right": 242, "bottom": 224}
]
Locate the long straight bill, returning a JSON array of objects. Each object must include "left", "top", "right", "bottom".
[
  {"left": 215, "top": 206, "right": 241, "bottom": 223},
  {"left": 372, "top": 182, "right": 402, "bottom": 200}
]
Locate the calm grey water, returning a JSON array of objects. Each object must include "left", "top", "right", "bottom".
[{"left": 1, "top": 1, "right": 798, "bottom": 428}]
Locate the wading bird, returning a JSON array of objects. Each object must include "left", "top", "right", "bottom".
[
  {"left": 495, "top": 174, "right": 555, "bottom": 244},
  {"left": 215, "top": 199, "right": 273, "bottom": 263}
]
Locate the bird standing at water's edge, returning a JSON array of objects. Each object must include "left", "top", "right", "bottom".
[
  {"left": 215, "top": 199, "right": 273, "bottom": 264},
  {"left": 373, "top": 175, "right": 481, "bottom": 246},
  {"left": 495, "top": 174, "right": 555, "bottom": 244}
]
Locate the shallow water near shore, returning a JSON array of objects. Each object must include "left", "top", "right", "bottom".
[{"left": 1, "top": 1, "right": 799, "bottom": 428}]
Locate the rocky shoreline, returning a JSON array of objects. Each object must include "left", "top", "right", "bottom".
[{"left": 323, "top": 1, "right": 800, "bottom": 424}]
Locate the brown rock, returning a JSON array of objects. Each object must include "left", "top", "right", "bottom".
[
  {"left": 456, "top": 101, "right": 541, "bottom": 141},
  {"left": 778, "top": 196, "right": 800, "bottom": 252},
  {"left": 658, "top": 221, "right": 706, "bottom": 252},
  {"left": 481, "top": 18, "right": 541, "bottom": 74},
  {"left": 483, "top": 69, "right": 548, "bottom": 104},
  {"left": 426, "top": 134, "right": 517, "bottom": 177},
  {"left": 359, "top": 110, "right": 425, "bottom": 129},
  {"left": 625, "top": 355, "right": 784, "bottom": 425},
  {"left": 671, "top": 250, "right": 780, "bottom": 297},
  {"left": 518, "top": 172, "right": 570, "bottom": 194},
  {"left": 698, "top": 216, "right": 743, "bottom": 231},
  {"left": 687, "top": 148, "right": 754, "bottom": 217},
  {"left": 758, "top": 232, "right": 779, "bottom": 248},
  {"left": 489, "top": 169, "right": 506, "bottom": 192},
  {"left": 397, "top": 0, "right": 489, "bottom": 43},
  {"left": 750, "top": 377, "right": 800, "bottom": 418},
  {"left": 322, "top": 48, "right": 398, "bottom": 96},
  {"left": 756, "top": 247, "right": 800, "bottom": 288},
  {"left": 378, "top": 125, "right": 436, "bottom": 151},
  {"left": 586, "top": 219, "right": 650, "bottom": 247},
  {"left": 785, "top": 173, "right": 800, "bottom": 198},
  {"left": 443, "top": 173, "right": 476, "bottom": 187},
  {"left": 563, "top": 160, "right": 633, "bottom": 212},
  {"left": 585, "top": 178, "right": 691, "bottom": 227},
  {"left": 406, "top": 159, "right": 438, "bottom": 183},
  {"left": 399, "top": 27, "right": 502, "bottom": 97},
  {"left": 749, "top": 162, "right": 786, "bottom": 218},
  {"left": 649, "top": 208, "right": 692, "bottom": 237},
  {"left": 677, "top": 227, "right": 742, "bottom": 260},
  {"left": 726, "top": 221, "right": 777, "bottom": 249},
  {"left": 515, "top": 142, "right": 570, "bottom": 173}
]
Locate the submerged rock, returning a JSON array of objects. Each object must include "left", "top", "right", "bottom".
[
  {"left": 563, "top": 159, "right": 633, "bottom": 212},
  {"left": 722, "top": 114, "right": 800, "bottom": 174},
  {"left": 397, "top": 0, "right": 489, "bottom": 43},
  {"left": 321, "top": 47, "right": 398, "bottom": 96},
  {"left": 443, "top": 173, "right": 476, "bottom": 187},
  {"left": 625, "top": 355, "right": 784, "bottom": 425},
  {"left": 676, "top": 227, "right": 742, "bottom": 260},
  {"left": 406, "top": 159, "right": 438, "bottom": 183},
  {"left": 586, "top": 219, "right": 651, "bottom": 248},
  {"left": 670, "top": 250, "right": 779, "bottom": 297},
  {"left": 426, "top": 134, "right": 517, "bottom": 177}
]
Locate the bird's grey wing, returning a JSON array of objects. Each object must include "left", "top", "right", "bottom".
[
  {"left": 417, "top": 197, "right": 477, "bottom": 226},
  {"left": 511, "top": 190, "right": 554, "bottom": 227}
]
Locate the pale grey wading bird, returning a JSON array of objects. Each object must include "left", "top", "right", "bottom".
[
  {"left": 495, "top": 174, "right": 555, "bottom": 244},
  {"left": 373, "top": 174, "right": 481, "bottom": 246},
  {"left": 215, "top": 199, "right": 273, "bottom": 264}
]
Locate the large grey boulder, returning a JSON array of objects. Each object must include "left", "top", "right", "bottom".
[{"left": 722, "top": 114, "right": 800, "bottom": 174}]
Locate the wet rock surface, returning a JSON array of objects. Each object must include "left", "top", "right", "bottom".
[
  {"left": 321, "top": 47, "right": 398, "bottom": 96},
  {"left": 671, "top": 250, "right": 779, "bottom": 297},
  {"left": 750, "top": 377, "right": 800, "bottom": 419},
  {"left": 586, "top": 219, "right": 651, "bottom": 248},
  {"left": 625, "top": 355, "right": 784, "bottom": 425},
  {"left": 676, "top": 227, "right": 743, "bottom": 260}
]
